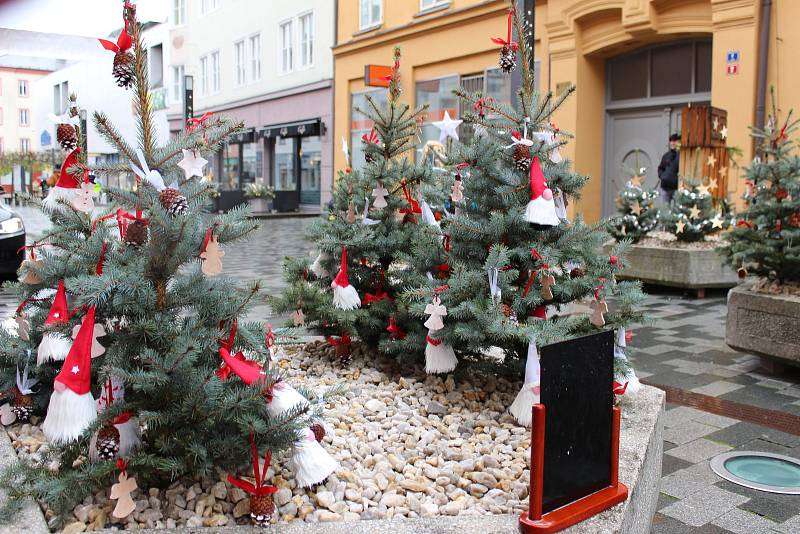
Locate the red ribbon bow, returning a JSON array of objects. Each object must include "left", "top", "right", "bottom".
[
  {"left": 386, "top": 317, "right": 407, "bottom": 340},
  {"left": 326, "top": 333, "right": 352, "bottom": 347},
  {"left": 522, "top": 249, "right": 549, "bottom": 298},
  {"left": 362, "top": 128, "right": 379, "bottom": 145},
  {"left": 426, "top": 335, "right": 442, "bottom": 346},
  {"left": 594, "top": 278, "right": 606, "bottom": 300},
  {"left": 96, "top": 241, "right": 108, "bottom": 275},
  {"left": 98, "top": 21, "right": 132, "bottom": 53},
  {"left": 399, "top": 180, "right": 422, "bottom": 215},
  {"left": 265, "top": 324, "right": 276, "bottom": 349},
  {"left": 473, "top": 97, "right": 495, "bottom": 117},
  {"left": 613, "top": 381, "right": 628, "bottom": 396},
  {"left": 186, "top": 112, "right": 214, "bottom": 133},
  {"left": 363, "top": 290, "right": 393, "bottom": 305},
  {"left": 228, "top": 435, "right": 278, "bottom": 497},
  {"left": 490, "top": 10, "right": 519, "bottom": 51}
]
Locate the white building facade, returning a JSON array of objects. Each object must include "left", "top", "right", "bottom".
[{"left": 166, "top": 0, "right": 335, "bottom": 211}]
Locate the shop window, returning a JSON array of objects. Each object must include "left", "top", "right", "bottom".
[
  {"left": 651, "top": 43, "right": 692, "bottom": 97},
  {"left": 221, "top": 143, "right": 240, "bottom": 191},
  {"left": 350, "top": 88, "right": 388, "bottom": 169},
  {"left": 416, "top": 75, "right": 460, "bottom": 158},
  {"left": 274, "top": 137, "right": 296, "bottom": 191},
  {"left": 242, "top": 142, "right": 262, "bottom": 187},
  {"left": 300, "top": 136, "right": 321, "bottom": 205}
]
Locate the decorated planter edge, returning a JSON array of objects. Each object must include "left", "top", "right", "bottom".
[{"left": 726, "top": 283, "right": 800, "bottom": 366}]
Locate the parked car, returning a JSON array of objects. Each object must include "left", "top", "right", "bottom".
[{"left": 0, "top": 205, "right": 25, "bottom": 275}]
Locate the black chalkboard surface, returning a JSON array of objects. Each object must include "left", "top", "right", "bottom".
[{"left": 539, "top": 330, "right": 614, "bottom": 514}]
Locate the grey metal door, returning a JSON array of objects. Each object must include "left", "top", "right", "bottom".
[{"left": 603, "top": 107, "right": 674, "bottom": 216}]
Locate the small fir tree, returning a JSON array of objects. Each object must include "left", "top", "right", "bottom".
[
  {"left": 724, "top": 106, "right": 800, "bottom": 282},
  {"left": 662, "top": 170, "right": 731, "bottom": 242},
  {"left": 0, "top": 3, "right": 336, "bottom": 520},
  {"left": 405, "top": 2, "right": 645, "bottom": 425},
  {"left": 273, "top": 48, "right": 447, "bottom": 364},
  {"left": 608, "top": 166, "right": 659, "bottom": 243}
]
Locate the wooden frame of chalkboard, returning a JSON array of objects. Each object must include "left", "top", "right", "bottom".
[{"left": 519, "top": 331, "right": 629, "bottom": 533}]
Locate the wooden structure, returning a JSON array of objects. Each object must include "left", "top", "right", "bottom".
[{"left": 679, "top": 106, "right": 730, "bottom": 199}]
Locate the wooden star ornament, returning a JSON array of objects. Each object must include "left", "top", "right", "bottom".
[
  {"left": 676, "top": 220, "right": 686, "bottom": 234},
  {"left": 706, "top": 154, "right": 717, "bottom": 168},
  {"left": 711, "top": 213, "right": 725, "bottom": 229},
  {"left": 697, "top": 184, "right": 711, "bottom": 195},
  {"left": 689, "top": 205, "right": 701, "bottom": 219},
  {"left": 630, "top": 201, "right": 642, "bottom": 215},
  {"left": 720, "top": 125, "right": 728, "bottom": 139},
  {"left": 629, "top": 174, "right": 642, "bottom": 187}
]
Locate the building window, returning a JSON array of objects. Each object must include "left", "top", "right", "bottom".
[
  {"left": 199, "top": 56, "right": 209, "bottom": 96},
  {"left": 53, "top": 81, "right": 69, "bottom": 114},
  {"left": 250, "top": 33, "right": 261, "bottom": 81},
  {"left": 274, "top": 137, "right": 296, "bottom": 191},
  {"left": 201, "top": 0, "right": 219, "bottom": 15},
  {"left": 18, "top": 79, "right": 28, "bottom": 97},
  {"left": 173, "top": 0, "right": 186, "bottom": 25},
  {"left": 300, "top": 135, "right": 321, "bottom": 205},
  {"left": 172, "top": 65, "right": 184, "bottom": 103},
  {"left": 19, "top": 108, "right": 30, "bottom": 127},
  {"left": 149, "top": 44, "right": 164, "bottom": 88},
  {"left": 242, "top": 141, "right": 262, "bottom": 188},
  {"left": 360, "top": 0, "right": 382, "bottom": 30},
  {"left": 211, "top": 51, "right": 220, "bottom": 93},
  {"left": 300, "top": 13, "right": 314, "bottom": 68},
  {"left": 221, "top": 143, "right": 240, "bottom": 191},
  {"left": 420, "top": 0, "right": 448, "bottom": 10},
  {"left": 234, "top": 40, "right": 246, "bottom": 85},
  {"left": 279, "top": 21, "right": 293, "bottom": 73},
  {"left": 350, "top": 88, "right": 388, "bottom": 169},
  {"left": 20, "top": 138, "right": 30, "bottom": 153}
]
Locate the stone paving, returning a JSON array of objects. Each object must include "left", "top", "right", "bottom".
[{"left": 5, "top": 210, "right": 800, "bottom": 532}]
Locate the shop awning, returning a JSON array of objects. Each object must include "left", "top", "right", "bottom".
[
  {"left": 258, "top": 118, "right": 323, "bottom": 139},
  {"left": 229, "top": 128, "right": 256, "bottom": 144}
]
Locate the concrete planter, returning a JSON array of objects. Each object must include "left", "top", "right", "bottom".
[
  {"left": 726, "top": 283, "right": 800, "bottom": 368},
  {"left": 606, "top": 242, "right": 738, "bottom": 296},
  {"left": 247, "top": 198, "right": 273, "bottom": 214}
]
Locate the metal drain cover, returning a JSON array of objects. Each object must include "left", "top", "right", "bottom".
[{"left": 710, "top": 451, "right": 800, "bottom": 495}]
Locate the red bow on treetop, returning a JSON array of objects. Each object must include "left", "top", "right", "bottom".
[
  {"left": 227, "top": 434, "right": 278, "bottom": 497},
  {"left": 490, "top": 10, "right": 519, "bottom": 51},
  {"left": 362, "top": 128, "right": 380, "bottom": 145},
  {"left": 187, "top": 112, "right": 214, "bottom": 133},
  {"left": 98, "top": 22, "right": 132, "bottom": 54}
]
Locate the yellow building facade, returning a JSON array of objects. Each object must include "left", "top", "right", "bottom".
[{"left": 333, "top": 0, "right": 799, "bottom": 221}]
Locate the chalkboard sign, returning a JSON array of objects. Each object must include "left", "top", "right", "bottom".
[{"left": 539, "top": 330, "right": 614, "bottom": 514}]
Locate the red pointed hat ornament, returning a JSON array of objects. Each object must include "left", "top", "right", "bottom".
[
  {"left": 218, "top": 347, "right": 265, "bottom": 386},
  {"left": 42, "top": 306, "right": 98, "bottom": 443},
  {"left": 524, "top": 156, "right": 560, "bottom": 226},
  {"left": 38, "top": 279, "right": 72, "bottom": 365},
  {"left": 43, "top": 148, "right": 81, "bottom": 210},
  {"left": 331, "top": 246, "right": 361, "bottom": 310}
]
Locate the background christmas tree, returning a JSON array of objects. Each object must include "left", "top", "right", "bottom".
[
  {"left": 608, "top": 165, "right": 659, "bottom": 242},
  {"left": 661, "top": 157, "right": 731, "bottom": 242},
  {"left": 0, "top": 4, "right": 334, "bottom": 520},
  {"left": 724, "top": 104, "right": 800, "bottom": 282},
  {"left": 404, "top": 2, "right": 645, "bottom": 423},
  {"left": 273, "top": 48, "right": 447, "bottom": 364}
]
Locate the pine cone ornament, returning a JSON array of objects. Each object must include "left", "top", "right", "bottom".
[
  {"left": 569, "top": 267, "right": 585, "bottom": 279},
  {"left": 310, "top": 423, "right": 326, "bottom": 442},
  {"left": 249, "top": 494, "right": 275, "bottom": 526},
  {"left": 123, "top": 220, "right": 148, "bottom": 248},
  {"left": 513, "top": 144, "right": 531, "bottom": 171},
  {"left": 11, "top": 391, "right": 33, "bottom": 423},
  {"left": 57, "top": 123, "right": 78, "bottom": 151},
  {"left": 112, "top": 50, "right": 135, "bottom": 89},
  {"left": 96, "top": 423, "right": 121, "bottom": 460},
  {"left": 159, "top": 187, "right": 188, "bottom": 216},
  {"left": 499, "top": 44, "right": 517, "bottom": 73}
]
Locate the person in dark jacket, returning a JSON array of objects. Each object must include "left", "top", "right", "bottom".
[{"left": 657, "top": 133, "right": 680, "bottom": 204}]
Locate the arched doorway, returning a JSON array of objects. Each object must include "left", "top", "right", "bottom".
[{"left": 603, "top": 39, "right": 712, "bottom": 215}]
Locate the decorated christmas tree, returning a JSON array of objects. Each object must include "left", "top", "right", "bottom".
[
  {"left": 0, "top": 3, "right": 336, "bottom": 523},
  {"left": 661, "top": 159, "right": 731, "bottom": 242},
  {"left": 272, "top": 48, "right": 447, "bottom": 364},
  {"left": 405, "top": 3, "right": 645, "bottom": 425},
  {"left": 724, "top": 106, "right": 800, "bottom": 282},
  {"left": 608, "top": 166, "right": 659, "bottom": 242}
]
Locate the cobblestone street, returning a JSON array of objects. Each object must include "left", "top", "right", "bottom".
[{"left": 4, "top": 211, "right": 799, "bottom": 532}]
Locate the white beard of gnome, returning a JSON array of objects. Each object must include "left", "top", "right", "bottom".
[
  {"left": 524, "top": 156, "right": 560, "bottom": 226},
  {"left": 37, "top": 279, "right": 72, "bottom": 364},
  {"left": 290, "top": 427, "right": 338, "bottom": 488},
  {"left": 310, "top": 251, "right": 329, "bottom": 278},
  {"left": 613, "top": 327, "right": 641, "bottom": 396},
  {"left": 42, "top": 306, "right": 98, "bottom": 443},
  {"left": 43, "top": 148, "right": 81, "bottom": 211},
  {"left": 331, "top": 246, "right": 360, "bottom": 310},
  {"left": 509, "top": 337, "right": 541, "bottom": 427},
  {"left": 425, "top": 331, "right": 458, "bottom": 374},
  {"left": 218, "top": 347, "right": 336, "bottom": 487}
]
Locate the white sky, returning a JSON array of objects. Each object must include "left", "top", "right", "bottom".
[{"left": 0, "top": 0, "right": 168, "bottom": 37}]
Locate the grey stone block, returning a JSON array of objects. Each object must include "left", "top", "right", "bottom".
[
  {"left": 659, "top": 485, "right": 749, "bottom": 526},
  {"left": 0, "top": 429, "right": 49, "bottom": 534},
  {"left": 725, "top": 284, "right": 800, "bottom": 367},
  {"left": 606, "top": 243, "right": 738, "bottom": 289},
  {"left": 710, "top": 507, "right": 778, "bottom": 533}
]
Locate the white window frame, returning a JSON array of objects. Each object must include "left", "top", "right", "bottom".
[
  {"left": 172, "top": 65, "right": 184, "bottom": 103},
  {"left": 249, "top": 33, "right": 262, "bottom": 82},
  {"left": 359, "top": 0, "right": 382, "bottom": 30},
  {"left": 173, "top": 0, "right": 186, "bottom": 25},
  {"left": 19, "top": 108, "right": 29, "bottom": 127},
  {"left": 210, "top": 50, "right": 220, "bottom": 94},
  {"left": 279, "top": 19, "right": 294, "bottom": 74},
  {"left": 299, "top": 11, "right": 314, "bottom": 69},
  {"left": 199, "top": 55, "right": 209, "bottom": 96},
  {"left": 200, "top": 0, "right": 220, "bottom": 15},
  {"left": 20, "top": 138, "right": 30, "bottom": 153},
  {"left": 18, "top": 79, "right": 28, "bottom": 97},
  {"left": 420, "top": 0, "right": 449, "bottom": 10},
  {"left": 234, "top": 40, "right": 246, "bottom": 86}
]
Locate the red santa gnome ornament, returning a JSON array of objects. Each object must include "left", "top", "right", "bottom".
[
  {"left": 42, "top": 306, "right": 98, "bottom": 443},
  {"left": 331, "top": 246, "right": 361, "bottom": 310},
  {"left": 37, "top": 280, "right": 72, "bottom": 364},
  {"left": 43, "top": 148, "right": 82, "bottom": 211},
  {"left": 524, "top": 156, "right": 560, "bottom": 226}
]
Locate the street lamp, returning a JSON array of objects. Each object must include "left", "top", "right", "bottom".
[{"left": 183, "top": 75, "right": 194, "bottom": 128}]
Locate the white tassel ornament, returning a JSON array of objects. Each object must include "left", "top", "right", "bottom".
[
  {"left": 508, "top": 338, "right": 541, "bottom": 427},
  {"left": 290, "top": 427, "right": 338, "bottom": 488},
  {"left": 425, "top": 332, "right": 458, "bottom": 374}
]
